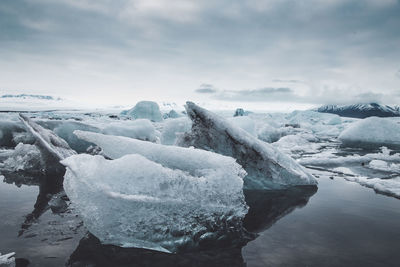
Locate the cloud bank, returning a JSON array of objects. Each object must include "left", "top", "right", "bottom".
[{"left": 0, "top": 0, "right": 399, "bottom": 107}]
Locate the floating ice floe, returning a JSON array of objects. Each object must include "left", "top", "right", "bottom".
[
  {"left": 339, "top": 117, "right": 400, "bottom": 149},
  {"left": 62, "top": 134, "right": 248, "bottom": 253},
  {"left": 299, "top": 146, "right": 400, "bottom": 167},
  {"left": 122, "top": 101, "right": 163, "bottom": 122},
  {"left": 0, "top": 252, "right": 15, "bottom": 267},
  {"left": 368, "top": 160, "right": 400, "bottom": 173},
  {"left": 273, "top": 134, "right": 321, "bottom": 156},
  {"left": 344, "top": 176, "right": 400, "bottom": 199},
  {"left": 177, "top": 102, "right": 317, "bottom": 190},
  {"left": 285, "top": 110, "right": 344, "bottom": 137}
]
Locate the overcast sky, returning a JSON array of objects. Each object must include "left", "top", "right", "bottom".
[{"left": 1, "top": 0, "right": 399, "bottom": 110}]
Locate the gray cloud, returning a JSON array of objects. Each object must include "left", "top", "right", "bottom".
[
  {"left": 195, "top": 84, "right": 218, "bottom": 94},
  {"left": 214, "top": 87, "right": 297, "bottom": 102},
  {"left": 272, "top": 79, "right": 303, "bottom": 83},
  {"left": 212, "top": 86, "right": 390, "bottom": 105},
  {"left": 0, "top": 0, "right": 399, "bottom": 106}
]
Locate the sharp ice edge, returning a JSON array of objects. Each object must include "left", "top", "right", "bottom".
[
  {"left": 177, "top": 101, "right": 317, "bottom": 190},
  {"left": 19, "top": 114, "right": 76, "bottom": 160}
]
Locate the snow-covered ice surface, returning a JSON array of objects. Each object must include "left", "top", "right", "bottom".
[
  {"left": 339, "top": 116, "right": 400, "bottom": 149},
  {"left": 177, "top": 102, "right": 317, "bottom": 189},
  {"left": 62, "top": 152, "right": 248, "bottom": 253}
]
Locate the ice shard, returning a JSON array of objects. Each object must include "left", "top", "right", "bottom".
[
  {"left": 61, "top": 151, "right": 248, "bottom": 253},
  {"left": 19, "top": 114, "right": 76, "bottom": 161},
  {"left": 177, "top": 102, "right": 317, "bottom": 190}
]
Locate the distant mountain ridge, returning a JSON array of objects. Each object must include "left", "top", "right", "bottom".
[
  {"left": 316, "top": 103, "right": 400, "bottom": 118},
  {"left": 1, "top": 94, "right": 61, "bottom": 100}
]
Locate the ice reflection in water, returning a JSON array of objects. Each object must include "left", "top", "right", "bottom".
[{"left": 66, "top": 187, "right": 317, "bottom": 267}]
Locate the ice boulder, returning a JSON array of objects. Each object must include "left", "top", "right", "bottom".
[
  {"left": 234, "top": 108, "right": 245, "bottom": 117},
  {"left": 122, "top": 101, "right": 163, "bottom": 122},
  {"left": 177, "top": 102, "right": 317, "bottom": 190},
  {"left": 161, "top": 117, "right": 191, "bottom": 145},
  {"left": 339, "top": 117, "right": 400, "bottom": 149},
  {"left": 102, "top": 119, "right": 159, "bottom": 142},
  {"left": 62, "top": 141, "right": 248, "bottom": 253},
  {"left": 227, "top": 117, "right": 256, "bottom": 136}
]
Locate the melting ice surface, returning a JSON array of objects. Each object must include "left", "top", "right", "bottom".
[{"left": 62, "top": 133, "right": 248, "bottom": 253}]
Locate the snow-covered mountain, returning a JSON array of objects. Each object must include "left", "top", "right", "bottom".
[
  {"left": 1, "top": 94, "right": 61, "bottom": 100},
  {"left": 316, "top": 103, "right": 400, "bottom": 118}
]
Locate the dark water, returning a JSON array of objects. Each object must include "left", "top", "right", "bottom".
[{"left": 1, "top": 170, "right": 400, "bottom": 266}]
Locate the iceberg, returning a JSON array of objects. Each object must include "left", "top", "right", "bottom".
[
  {"left": 339, "top": 117, "right": 400, "bottom": 149},
  {"left": 234, "top": 108, "right": 245, "bottom": 117},
  {"left": 163, "top": 109, "right": 182, "bottom": 119},
  {"left": 61, "top": 151, "right": 248, "bottom": 253},
  {"left": 101, "top": 119, "right": 159, "bottom": 143},
  {"left": 299, "top": 146, "right": 400, "bottom": 167},
  {"left": 344, "top": 176, "right": 400, "bottom": 199},
  {"left": 176, "top": 102, "right": 317, "bottom": 190},
  {"left": 122, "top": 101, "right": 163, "bottom": 122}
]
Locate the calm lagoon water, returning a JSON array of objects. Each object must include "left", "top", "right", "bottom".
[{"left": 1, "top": 170, "right": 399, "bottom": 266}]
